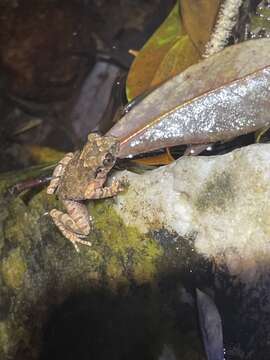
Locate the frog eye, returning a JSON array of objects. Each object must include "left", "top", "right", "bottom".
[
  {"left": 103, "top": 153, "right": 115, "bottom": 167},
  {"left": 95, "top": 167, "right": 103, "bottom": 176}
]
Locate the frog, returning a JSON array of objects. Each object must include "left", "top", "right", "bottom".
[{"left": 47, "top": 133, "right": 126, "bottom": 252}]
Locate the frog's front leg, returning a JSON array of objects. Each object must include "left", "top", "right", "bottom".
[
  {"left": 50, "top": 199, "right": 92, "bottom": 252},
  {"left": 85, "top": 178, "right": 127, "bottom": 199},
  {"left": 47, "top": 152, "right": 74, "bottom": 194}
]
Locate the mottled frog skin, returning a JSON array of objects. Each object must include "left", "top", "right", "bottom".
[{"left": 47, "top": 133, "right": 126, "bottom": 252}]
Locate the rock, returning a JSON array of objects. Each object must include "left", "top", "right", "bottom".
[
  {"left": 1, "top": 143, "right": 270, "bottom": 359},
  {"left": 0, "top": 0, "right": 95, "bottom": 102},
  {"left": 0, "top": 163, "right": 204, "bottom": 359},
  {"left": 113, "top": 143, "right": 270, "bottom": 358},
  {"left": 115, "top": 143, "right": 270, "bottom": 283}
]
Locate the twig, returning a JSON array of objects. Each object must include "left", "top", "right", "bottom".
[
  {"left": 203, "top": 0, "right": 243, "bottom": 57},
  {"left": 8, "top": 176, "right": 52, "bottom": 196}
]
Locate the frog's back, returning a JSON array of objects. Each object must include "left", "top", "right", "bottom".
[{"left": 57, "top": 152, "right": 95, "bottom": 201}]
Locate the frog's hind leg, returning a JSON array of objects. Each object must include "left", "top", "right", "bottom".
[
  {"left": 47, "top": 152, "right": 74, "bottom": 195},
  {"left": 50, "top": 199, "right": 92, "bottom": 252}
]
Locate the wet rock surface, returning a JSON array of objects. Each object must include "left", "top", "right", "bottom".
[
  {"left": 0, "top": 165, "right": 204, "bottom": 360},
  {"left": 116, "top": 143, "right": 270, "bottom": 283},
  {"left": 114, "top": 143, "right": 270, "bottom": 358},
  {"left": 1, "top": 144, "right": 270, "bottom": 358}
]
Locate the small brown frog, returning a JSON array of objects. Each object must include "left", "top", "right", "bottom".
[{"left": 47, "top": 133, "right": 126, "bottom": 252}]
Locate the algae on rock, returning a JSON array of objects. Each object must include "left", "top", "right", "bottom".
[
  {"left": 0, "top": 164, "right": 204, "bottom": 360},
  {"left": 2, "top": 144, "right": 270, "bottom": 358}
]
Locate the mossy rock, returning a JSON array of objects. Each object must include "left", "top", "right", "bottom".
[{"left": 0, "top": 166, "right": 205, "bottom": 360}]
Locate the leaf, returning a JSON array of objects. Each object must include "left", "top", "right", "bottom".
[
  {"left": 180, "top": 0, "right": 221, "bottom": 54},
  {"left": 132, "top": 150, "right": 174, "bottom": 166},
  {"left": 107, "top": 39, "right": 270, "bottom": 158},
  {"left": 126, "top": 4, "right": 200, "bottom": 101},
  {"left": 255, "top": 126, "right": 270, "bottom": 143},
  {"left": 196, "top": 289, "right": 224, "bottom": 360},
  {"left": 150, "top": 34, "right": 200, "bottom": 89}
]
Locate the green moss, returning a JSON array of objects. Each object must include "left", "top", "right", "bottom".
[
  {"left": 195, "top": 171, "right": 235, "bottom": 212},
  {"left": 3, "top": 187, "right": 62, "bottom": 254},
  {"left": 89, "top": 199, "right": 163, "bottom": 284},
  {"left": 2, "top": 248, "right": 27, "bottom": 290},
  {"left": 0, "top": 322, "right": 10, "bottom": 356},
  {"left": 0, "top": 320, "right": 31, "bottom": 360},
  {"left": 4, "top": 199, "right": 32, "bottom": 249},
  {"left": 0, "top": 168, "right": 205, "bottom": 360},
  {"left": 250, "top": 7, "right": 270, "bottom": 34}
]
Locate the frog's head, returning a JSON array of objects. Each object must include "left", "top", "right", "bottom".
[{"left": 80, "top": 133, "right": 119, "bottom": 181}]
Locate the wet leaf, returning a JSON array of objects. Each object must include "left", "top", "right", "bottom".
[
  {"left": 132, "top": 150, "right": 174, "bottom": 166},
  {"left": 180, "top": 0, "right": 221, "bottom": 54},
  {"left": 196, "top": 289, "right": 224, "bottom": 360},
  {"left": 126, "top": 4, "right": 200, "bottom": 100},
  {"left": 150, "top": 34, "right": 200, "bottom": 90},
  {"left": 107, "top": 39, "right": 270, "bottom": 158},
  {"left": 255, "top": 126, "right": 270, "bottom": 143}
]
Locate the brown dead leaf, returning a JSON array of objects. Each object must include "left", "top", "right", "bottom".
[
  {"left": 180, "top": 0, "right": 221, "bottom": 54},
  {"left": 126, "top": 4, "right": 200, "bottom": 100},
  {"left": 150, "top": 34, "right": 200, "bottom": 89},
  {"left": 131, "top": 149, "right": 174, "bottom": 166}
]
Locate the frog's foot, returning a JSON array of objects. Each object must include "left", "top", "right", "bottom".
[
  {"left": 85, "top": 177, "right": 129, "bottom": 199},
  {"left": 117, "top": 175, "right": 129, "bottom": 190},
  {"left": 47, "top": 152, "right": 74, "bottom": 195},
  {"left": 50, "top": 200, "right": 92, "bottom": 252}
]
